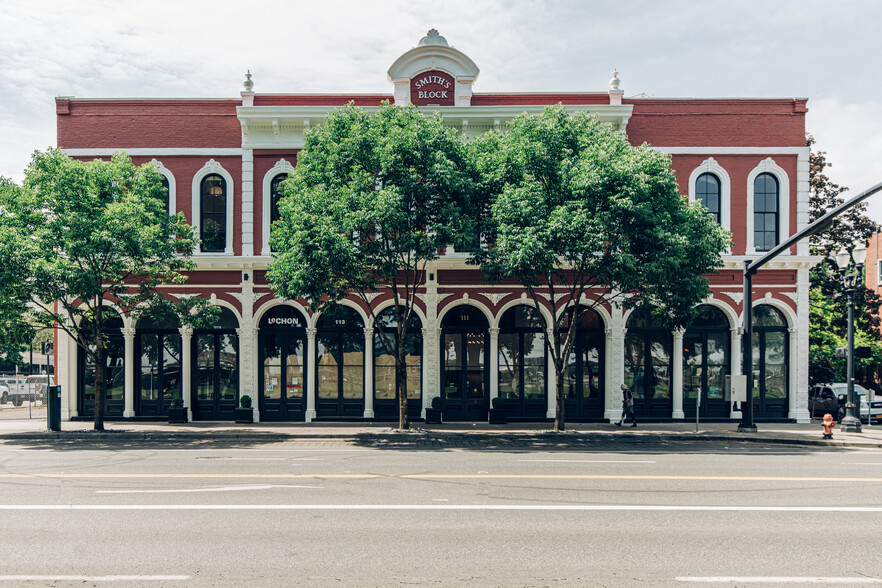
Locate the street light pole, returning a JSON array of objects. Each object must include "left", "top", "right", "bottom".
[{"left": 836, "top": 243, "right": 867, "bottom": 433}]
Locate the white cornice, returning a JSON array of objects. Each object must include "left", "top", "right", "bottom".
[{"left": 236, "top": 104, "right": 634, "bottom": 148}]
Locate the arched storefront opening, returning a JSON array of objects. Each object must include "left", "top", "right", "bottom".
[
  {"left": 316, "top": 306, "right": 365, "bottom": 418},
  {"left": 192, "top": 307, "right": 239, "bottom": 421},
  {"left": 373, "top": 306, "right": 423, "bottom": 421},
  {"left": 498, "top": 305, "right": 547, "bottom": 420},
  {"left": 78, "top": 310, "right": 125, "bottom": 418},
  {"left": 683, "top": 305, "right": 730, "bottom": 420},
  {"left": 560, "top": 306, "right": 606, "bottom": 421},
  {"left": 258, "top": 305, "right": 306, "bottom": 422},
  {"left": 137, "top": 313, "right": 182, "bottom": 417},
  {"left": 752, "top": 305, "right": 789, "bottom": 419},
  {"left": 441, "top": 306, "right": 489, "bottom": 421},
  {"left": 625, "top": 309, "right": 673, "bottom": 419}
]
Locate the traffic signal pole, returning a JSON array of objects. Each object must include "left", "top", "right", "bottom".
[{"left": 739, "top": 181, "right": 882, "bottom": 432}]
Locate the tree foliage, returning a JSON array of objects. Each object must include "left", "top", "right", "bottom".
[
  {"left": 267, "top": 102, "right": 478, "bottom": 430},
  {"left": 474, "top": 105, "right": 731, "bottom": 431},
  {"left": 806, "top": 134, "right": 882, "bottom": 387},
  {"left": 0, "top": 149, "right": 207, "bottom": 430}
]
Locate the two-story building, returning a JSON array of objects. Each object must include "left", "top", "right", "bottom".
[{"left": 54, "top": 30, "right": 816, "bottom": 424}]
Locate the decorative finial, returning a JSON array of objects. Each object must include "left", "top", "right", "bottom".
[
  {"left": 609, "top": 69, "right": 620, "bottom": 91},
  {"left": 418, "top": 29, "right": 449, "bottom": 47},
  {"left": 243, "top": 70, "right": 254, "bottom": 92}
]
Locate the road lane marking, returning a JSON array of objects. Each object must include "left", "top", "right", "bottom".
[
  {"left": 0, "top": 576, "right": 189, "bottom": 582},
  {"left": 2, "top": 473, "right": 882, "bottom": 482},
  {"left": 2, "top": 504, "right": 882, "bottom": 512},
  {"left": 195, "top": 457, "right": 288, "bottom": 461},
  {"left": 677, "top": 578, "right": 881, "bottom": 584},
  {"left": 517, "top": 459, "right": 656, "bottom": 463},
  {"left": 95, "top": 484, "right": 323, "bottom": 494}
]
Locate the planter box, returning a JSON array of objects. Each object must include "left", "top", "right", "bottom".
[
  {"left": 425, "top": 407, "right": 442, "bottom": 424},
  {"left": 488, "top": 408, "right": 507, "bottom": 424},
  {"left": 168, "top": 407, "right": 188, "bottom": 424},
  {"left": 235, "top": 408, "right": 254, "bottom": 424}
]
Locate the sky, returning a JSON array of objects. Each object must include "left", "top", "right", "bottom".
[{"left": 1, "top": 0, "right": 881, "bottom": 224}]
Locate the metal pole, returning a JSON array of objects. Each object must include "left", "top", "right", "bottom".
[
  {"left": 842, "top": 271, "right": 862, "bottom": 432},
  {"left": 739, "top": 261, "right": 756, "bottom": 432}
]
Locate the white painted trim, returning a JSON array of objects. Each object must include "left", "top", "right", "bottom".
[
  {"left": 436, "top": 298, "right": 494, "bottom": 330},
  {"left": 312, "top": 299, "right": 369, "bottom": 328},
  {"left": 656, "top": 146, "right": 809, "bottom": 156},
  {"left": 63, "top": 148, "right": 242, "bottom": 157},
  {"left": 746, "top": 158, "right": 790, "bottom": 256},
  {"left": 148, "top": 159, "right": 176, "bottom": 215},
  {"left": 261, "top": 159, "right": 295, "bottom": 255},
  {"left": 687, "top": 158, "right": 731, "bottom": 251},
  {"left": 253, "top": 299, "right": 312, "bottom": 329},
  {"left": 367, "top": 299, "right": 428, "bottom": 330},
  {"left": 191, "top": 160, "right": 235, "bottom": 255},
  {"left": 493, "top": 299, "right": 553, "bottom": 330}
]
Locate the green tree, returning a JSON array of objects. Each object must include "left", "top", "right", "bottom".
[
  {"left": 806, "top": 134, "right": 882, "bottom": 386},
  {"left": 474, "top": 105, "right": 730, "bottom": 431},
  {"left": 267, "top": 103, "right": 478, "bottom": 430},
  {"left": 0, "top": 149, "right": 205, "bottom": 431}
]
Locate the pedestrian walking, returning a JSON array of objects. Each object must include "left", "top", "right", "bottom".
[
  {"left": 822, "top": 413, "right": 835, "bottom": 439},
  {"left": 615, "top": 384, "right": 637, "bottom": 428}
]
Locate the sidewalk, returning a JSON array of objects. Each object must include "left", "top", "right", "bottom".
[{"left": 2, "top": 415, "right": 882, "bottom": 448}]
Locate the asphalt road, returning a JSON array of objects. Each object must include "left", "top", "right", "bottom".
[{"left": 1, "top": 438, "right": 881, "bottom": 587}]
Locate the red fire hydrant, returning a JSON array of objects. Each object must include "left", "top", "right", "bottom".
[{"left": 822, "top": 413, "right": 836, "bottom": 439}]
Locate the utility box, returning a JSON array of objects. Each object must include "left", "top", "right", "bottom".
[
  {"left": 725, "top": 375, "right": 748, "bottom": 403},
  {"left": 47, "top": 385, "right": 61, "bottom": 431}
]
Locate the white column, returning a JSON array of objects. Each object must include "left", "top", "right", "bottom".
[
  {"left": 672, "top": 329, "right": 685, "bottom": 419},
  {"left": 489, "top": 327, "right": 499, "bottom": 402},
  {"left": 793, "top": 264, "right": 812, "bottom": 423},
  {"left": 730, "top": 327, "right": 743, "bottom": 419},
  {"left": 252, "top": 327, "right": 260, "bottom": 422},
  {"left": 122, "top": 327, "right": 136, "bottom": 418},
  {"left": 60, "top": 328, "right": 76, "bottom": 419},
  {"left": 788, "top": 326, "right": 804, "bottom": 422},
  {"left": 546, "top": 328, "right": 556, "bottom": 419},
  {"left": 179, "top": 326, "right": 193, "bottom": 421},
  {"left": 306, "top": 327, "right": 317, "bottom": 422},
  {"left": 241, "top": 149, "right": 254, "bottom": 257},
  {"left": 364, "top": 327, "right": 374, "bottom": 418},
  {"left": 422, "top": 326, "right": 440, "bottom": 419},
  {"left": 606, "top": 306, "right": 626, "bottom": 422}
]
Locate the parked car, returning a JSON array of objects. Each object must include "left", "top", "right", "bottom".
[
  {"left": 0, "top": 383, "right": 8, "bottom": 404},
  {"left": 809, "top": 383, "right": 880, "bottom": 423}
]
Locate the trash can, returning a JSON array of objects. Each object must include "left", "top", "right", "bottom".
[{"left": 47, "top": 385, "right": 61, "bottom": 431}]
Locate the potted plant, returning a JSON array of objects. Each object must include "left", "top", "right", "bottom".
[
  {"left": 489, "top": 395, "right": 507, "bottom": 424},
  {"left": 425, "top": 395, "right": 443, "bottom": 424},
  {"left": 167, "top": 395, "right": 188, "bottom": 423},
  {"left": 235, "top": 395, "right": 254, "bottom": 424}
]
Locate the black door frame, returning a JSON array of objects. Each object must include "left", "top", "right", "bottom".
[
  {"left": 752, "top": 325, "right": 789, "bottom": 420},
  {"left": 191, "top": 329, "right": 239, "bottom": 421},
  {"left": 625, "top": 311, "right": 674, "bottom": 419},
  {"left": 259, "top": 327, "right": 306, "bottom": 422},
  {"left": 372, "top": 308, "right": 423, "bottom": 421},
  {"left": 315, "top": 308, "right": 365, "bottom": 418},
  {"left": 77, "top": 320, "right": 126, "bottom": 419},
  {"left": 561, "top": 308, "right": 606, "bottom": 422},
  {"left": 135, "top": 329, "right": 182, "bottom": 417},
  {"left": 682, "top": 327, "right": 730, "bottom": 419},
  {"left": 441, "top": 306, "right": 490, "bottom": 421}
]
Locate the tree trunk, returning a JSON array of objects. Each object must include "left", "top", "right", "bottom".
[
  {"left": 555, "top": 362, "right": 565, "bottom": 432},
  {"left": 93, "top": 343, "right": 105, "bottom": 432},
  {"left": 396, "top": 325, "right": 409, "bottom": 430}
]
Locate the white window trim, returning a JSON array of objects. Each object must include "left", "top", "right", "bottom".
[
  {"left": 191, "top": 159, "right": 235, "bottom": 255},
  {"left": 688, "top": 158, "right": 731, "bottom": 254},
  {"left": 746, "top": 157, "right": 790, "bottom": 256},
  {"left": 261, "top": 159, "right": 295, "bottom": 256},
  {"left": 149, "top": 159, "right": 176, "bottom": 215}
]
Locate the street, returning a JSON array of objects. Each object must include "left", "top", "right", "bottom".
[{"left": 0, "top": 437, "right": 881, "bottom": 587}]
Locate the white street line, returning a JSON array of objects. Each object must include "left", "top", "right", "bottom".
[
  {"left": 677, "top": 578, "right": 881, "bottom": 584},
  {"left": 517, "top": 459, "right": 656, "bottom": 463},
  {"left": 851, "top": 463, "right": 882, "bottom": 465},
  {"left": 195, "top": 457, "right": 287, "bottom": 461},
  {"left": 2, "top": 504, "right": 882, "bottom": 512},
  {"left": 95, "top": 484, "right": 322, "bottom": 494},
  {"left": 0, "top": 576, "right": 189, "bottom": 582}
]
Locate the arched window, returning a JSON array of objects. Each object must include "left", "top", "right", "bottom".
[
  {"left": 374, "top": 306, "right": 422, "bottom": 420},
  {"left": 696, "top": 173, "right": 721, "bottom": 224},
  {"left": 269, "top": 173, "right": 287, "bottom": 252},
  {"left": 558, "top": 306, "right": 606, "bottom": 420},
  {"left": 78, "top": 310, "right": 125, "bottom": 418},
  {"left": 200, "top": 174, "right": 227, "bottom": 253},
  {"left": 160, "top": 176, "right": 170, "bottom": 214},
  {"left": 316, "top": 306, "right": 365, "bottom": 417},
  {"left": 753, "top": 173, "right": 779, "bottom": 252},
  {"left": 137, "top": 312, "right": 181, "bottom": 417},
  {"left": 498, "top": 305, "right": 547, "bottom": 418},
  {"left": 625, "top": 308, "right": 673, "bottom": 418},
  {"left": 683, "top": 305, "right": 730, "bottom": 419},
  {"left": 751, "top": 305, "right": 789, "bottom": 419}
]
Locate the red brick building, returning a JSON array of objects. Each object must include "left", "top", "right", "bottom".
[{"left": 54, "top": 30, "right": 816, "bottom": 423}]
